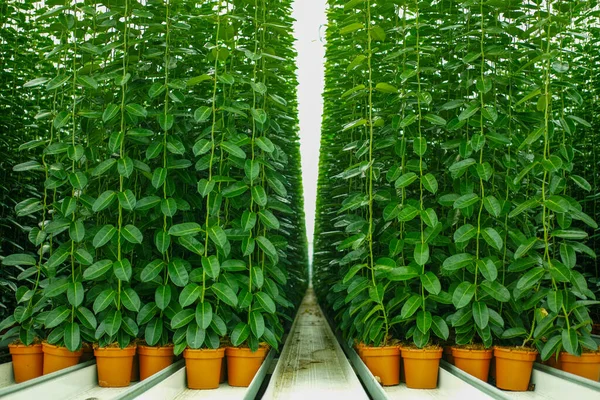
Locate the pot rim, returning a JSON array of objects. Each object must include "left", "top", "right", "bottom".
[
  {"left": 94, "top": 344, "right": 137, "bottom": 357},
  {"left": 225, "top": 346, "right": 268, "bottom": 357},
  {"left": 137, "top": 344, "right": 175, "bottom": 356},
  {"left": 8, "top": 343, "right": 43, "bottom": 354},
  {"left": 184, "top": 347, "right": 226, "bottom": 359},
  {"left": 559, "top": 351, "right": 600, "bottom": 362},
  {"left": 42, "top": 342, "right": 83, "bottom": 356},
  {"left": 401, "top": 347, "right": 443, "bottom": 360}
]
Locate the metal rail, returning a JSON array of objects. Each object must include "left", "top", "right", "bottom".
[{"left": 120, "top": 351, "right": 274, "bottom": 400}]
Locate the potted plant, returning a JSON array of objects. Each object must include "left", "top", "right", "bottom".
[{"left": 0, "top": 254, "right": 45, "bottom": 383}]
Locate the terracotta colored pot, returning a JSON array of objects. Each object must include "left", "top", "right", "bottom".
[
  {"left": 8, "top": 343, "right": 43, "bottom": 383},
  {"left": 226, "top": 346, "right": 268, "bottom": 387},
  {"left": 494, "top": 346, "right": 537, "bottom": 391},
  {"left": 94, "top": 345, "right": 137, "bottom": 387},
  {"left": 80, "top": 343, "right": 95, "bottom": 363},
  {"left": 443, "top": 346, "right": 455, "bottom": 364},
  {"left": 451, "top": 347, "right": 493, "bottom": 381},
  {"left": 220, "top": 356, "right": 227, "bottom": 383},
  {"left": 130, "top": 352, "right": 140, "bottom": 382},
  {"left": 401, "top": 347, "right": 443, "bottom": 389},
  {"left": 42, "top": 343, "right": 82, "bottom": 375},
  {"left": 138, "top": 345, "right": 174, "bottom": 380},
  {"left": 184, "top": 348, "right": 225, "bottom": 389},
  {"left": 559, "top": 352, "right": 600, "bottom": 381},
  {"left": 361, "top": 346, "right": 401, "bottom": 386},
  {"left": 355, "top": 342, "right": 366, "bottom": 361},
  {"left": 539, "top": 352, "right": 561, "bottom": 369}
]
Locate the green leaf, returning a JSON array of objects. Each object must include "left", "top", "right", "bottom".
[
  {"left": 458, "top": 103, "right": 479, "bottom": 121},
  {"left": 395, "top": 172, "right": 418, "bottom": 189},
  {"left": 84, "top": 260, "right": 113, "bottom": 280},
  {"left": 417, "top": 311, "right": 432, "bottom": 334},
  {"left": 121, "top": 288, "right": 141, "bottom": 312},
  {"left": 250, "top": 311, "right": 265, "bottom": 338},
  {"left": 122, "top": 225, "right": 143, "bottom": 244},
  {"left": 472, "top": 302, "right": 489, "bottom": 329},
  {"left": 414, "top": 242, "right": 429, "bottom": 266},
  {"left": 169, "top": 223, "right": 201, "bottom": 237},
  {"left": 454, "top": 193, "right": 479, "bottom": 209},
  {"left": 202, "top": 256, "right": 220, "bottom": 279},
  {"left": 562, "top": 328, "right": 579, "bottom": 355},
  {"left": 179, "top": 284, "right": 201, "bottom": 308},
  {"left": 452, "top": 282, "right": 476, "bottom": 309},
  {"left": 113, "top": 259, "right": 132, "bottom": 281},
  {"left": 93, "top": 225, "right": 117, "bottom": 248},
  {"left": 171, "top": 309, "right": 195, "bottom": 329},
  {"left": 196, "top": 302, "right": 213, "bottom": 330},
  {"left": 67, "top": 282, "right": 84, "bottom": 307},
  {"left": 422, "top": 174, "right": 438, "bottom": 194},
  {"left": 211, "top": 283, "right": 238, "bottom": 307},
  {"left": 93, "top": 190, "right": 116, "bottom": 212},
  {"left": 570, "top": 175, "right": 591, "bottom": 192},
  {"left": 118, "top": 190, "right": 137, "bottom": 211},
  {"left": 420, "top": 272, "right": 441, "bottom": 295},
  {"left": 482, "top": 227, "right": 503, "bottom": 251},
  {"left": 169, "top": 259, "right": 189, "bottom": 287},
  {"left": 45, "top": 306, "right": 70, "bottom": 328},
  {"left": 443, "top": 253, "right": 474, "bottom": 271},
  {"left": 400, "top": 295, "right": 421, "bottom": 319},
  {"left": 2, "top": 254, "right": 36, "bottom": 266},
  {"left": 231, "top": 323, "right": 250, "bottom": 346},
  {"left": 125, "top": 103, "right": 147, "bottom": 117},
  {"left": 64, "top": 323, "right": 80, "bottom": 352},
  {"left": 375, "top": 83, "right": 398, "bottom": 93},
  {"left": 454, "top": 224, "right": 477, "bottom": 243},
  {"left": 256, "top": 292, "right": 276, "bottom": 314}
]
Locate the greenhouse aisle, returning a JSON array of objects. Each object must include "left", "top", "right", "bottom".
[{"left": 262, "top": 289, "right": 368, "bottom": 399}]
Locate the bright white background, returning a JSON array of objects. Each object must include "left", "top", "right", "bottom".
[{"left": 291, "top": 0, "right": 327, "bottom": 267}]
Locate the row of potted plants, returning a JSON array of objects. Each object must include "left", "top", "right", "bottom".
[
  {"left": 0, "top": 0, "right": 307, "bottom": 389},
  {"left": 314, "top": 0, "right": 600, "bottom": 391}
]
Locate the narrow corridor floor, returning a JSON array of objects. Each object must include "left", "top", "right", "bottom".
[{"left": 262, "top": 289, "right": 368, "bottom": 399}]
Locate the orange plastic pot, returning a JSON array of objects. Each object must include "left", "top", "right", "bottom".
[
  {"left": 361, "top": 346, "right": 401, "bottom": 386},
  {"left": 138, "top": 345, "right": 174, "bottom": 380},
  {"left": 539, "top": 353, "right": 561, "bottom": 369},
  {"left": 451, "top": 347, "right": 493, "bottom": 381},
  {"left": 220, "top": 356, "right": 227, "bottom": 383},
  {"left": 226, "top": 346, "right": 268, "bottom": 387},
  {"left": 493, "top": 346, "right": 537, "bottom": 391},
  {"left": 42, "top": 343, "right": 82, "bottom": 375},
  {"left": 355, "top": 342, "right": 366, "bottom": 361},
  {"left": 130, "top": 352, "right": 139, "bottom": 382},
  {"left": 443, "top": 346, "right": 455, "bottom": 364},
  {"left": 401, "top": 347, "right": 443, "bottom": 389},
  {"left": 184, "top": 348, "right": 225, "bottom": 389},
  {"left": 8, "top": 343, "right": 43, "bottom": 383},
  {"left": 559, "top": 352, "right": 600, "bottom": 381},
  {"left": 94, "top": 345, "right": 136, "bottom": 387},
  {"left": 80, "top": 343, "right": 95, "bottom": 363}
]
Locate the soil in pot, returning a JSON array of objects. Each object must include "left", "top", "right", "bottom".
[
  {"left": 8, "top": 343, "right": 43, "bottom": 383},
  {"left": 401, "top": 345, "right": 443, "bottom": 389},
  {"left": 184, "top": 348, "right": 225, "bottom": 389},
  {"left": 559, "top": 351, "right": 600, "bottom": 381},
  {"left": 361, "top": 346, "right": 401, "bottom": 386},
  {"left": 226, "top": 346, "right": 268, "bottom": 387},
  {"left": 451, "top": 346, "right": 493, "bottom": 382},
  {"left": 94, "top": 344, "right": 137, "bottom": 387},
  {"left": 42, "top": 343, "right": 82, "bottom": 375},
  {"left": 493, "top": 346, "right": 537, "bottom": 391},
  {"left": 138, "top": 345, "right": 174, "bottom": 380}
]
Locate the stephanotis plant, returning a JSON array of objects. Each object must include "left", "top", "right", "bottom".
[{"left": 313, "top": 0, "right": 600, "bottom": 378}]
